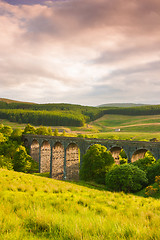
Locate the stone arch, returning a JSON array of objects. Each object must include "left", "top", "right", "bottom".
[
  {"left": 30, "top": 139, "right": 39, "bottom": 163},
  {"left": 66, "top": 142, "right": 80, "bottom": 181},
  {"left": 41, "top": 140, "right": 51, "bottom": 173},
  {"left": 131, "top": 148, "right": 148, "bottom": 162},
  {"left": 109, "top": 146, "right": 128, "bottom": 164},
  {"left": 52, "top": 142, "right": 64, "bottom": 180}
]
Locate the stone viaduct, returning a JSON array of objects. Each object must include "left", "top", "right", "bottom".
[{"left": 23, "top": 134, "right": 160, "bottom": 181}]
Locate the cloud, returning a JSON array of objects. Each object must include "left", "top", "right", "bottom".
[{"left": 0, "top": 0, "right": 160, "bottom": 105}]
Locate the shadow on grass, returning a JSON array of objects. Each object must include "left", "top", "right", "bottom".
[
  {"left": 32, "top": 172, "right": 50, "bottom": 178},
  {"left": 31, "top": 172, "right": 160, "bottom": 199},
  {"left": 66, "top": 180, "right": 107, "bottom": 191}
]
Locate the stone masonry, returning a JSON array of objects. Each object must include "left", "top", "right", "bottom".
[{"left": 23, "top": 134, "right": 160, "bottom": 181}]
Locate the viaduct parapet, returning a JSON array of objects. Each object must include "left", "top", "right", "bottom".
[{"left": 23, "top": 134, "right": 160, "bottom": 181}]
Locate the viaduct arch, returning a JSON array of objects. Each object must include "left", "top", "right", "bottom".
[{"left": 23, "top": 134, "right": 160, "bottom": 181}]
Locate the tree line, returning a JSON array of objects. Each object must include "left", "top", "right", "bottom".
[
  {"left": 102, "top": 105, "right": 160, "bottom": 116},
  {"left": 0, "top": 109, "right": 87, "bottom": 127}
]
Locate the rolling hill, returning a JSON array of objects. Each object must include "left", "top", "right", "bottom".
[{"left": 0, "top": 168, "right": 160, "bottom": 240}]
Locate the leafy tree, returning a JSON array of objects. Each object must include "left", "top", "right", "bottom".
[
  {"left": 0, "top": 141, "right": 19, "bottom": 159},
  {"left": 13, "top": 146, "right": 38, "bottom": 173},
  {"left": 0, "top": 155, "right": 13, "bottom": 170},
  {"left": 61, "top": 130, "right": 66, "bottom": 136},
  {"left": 1, "top": 126, "right": 13, "bottom": 137},
  {"left": 0, "top": 132, "right": 6, "bottom": 143},
  {"left": 146, "top": 160, "right": 160, "bottom": 184},
  {"left": 106, "top": 164, "right": 148, "bottom": 193},
  {"left": 80, "top": 144, "right": 114, "bottom": 184},
  {"left": 36, "top": 126, "right": 48, "bottom": 135},
  {"left": 54, "top": 128, "right": 59, "bottom": 136},
  {"left": 10, "top": 129, "right": 23, "bottom": 143},
  {"left": 47, "top": 127, "right": 53, "bottom": 136},
  {"left": 24, "top": 124, "right": 36, "bottom": 134}
]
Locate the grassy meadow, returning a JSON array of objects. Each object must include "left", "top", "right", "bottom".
[
  {"left": 92, "top": 114, "right": 160, "bottom": 132},
  {"left": 2, "top": 114, "right": 160, "bottom": 141},
  {"left": 0, "top": 169, "right": 160, "bottom": 240}
]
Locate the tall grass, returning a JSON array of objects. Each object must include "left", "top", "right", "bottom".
[{"left": 0, "top": 169, "right": 160, "bottom": 239}]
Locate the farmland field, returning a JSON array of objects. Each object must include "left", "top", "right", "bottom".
[
  {"left": 1, "top": 113, "right": 160, "bottom": 141},
  {"left": 92, "top": 114, "right": 160, "bottom": 131}
]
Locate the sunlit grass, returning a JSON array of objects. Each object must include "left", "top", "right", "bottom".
[
  {"left": 93, "top": 114, "right": 160, "bottom": 127},
  {"left": 0, "top": 169, "right": 160, "bottom": 239},
  {"left": 88, "top": 132, "right": 160, "bottom": 141}
]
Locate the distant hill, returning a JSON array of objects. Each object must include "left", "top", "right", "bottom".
[
  {"left": 97, "top": 103, "right": 147, "bottom": 108},
  {"left": 0, "top": 98, "right": 34, "bottom": 104}
]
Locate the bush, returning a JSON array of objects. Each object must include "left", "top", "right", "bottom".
[
  {"left": 106, "top": 164, "right": 148, "bottom": 193},
  {"left": 147, "top": 161, "right": 160, "bottom": 184},
  {"left": 80, "top": 144, "right": 114, "bottom": 184}
]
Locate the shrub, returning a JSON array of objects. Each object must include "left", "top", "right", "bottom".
[
  {"left": 155, "top": 176, "right": 160, "bottom": 187},
  {"left": 106, "top": 164, "right": 148, "bottom": 193},
  {"left": 147, "top": 161, "right": 160, "bottom": 184},
  {"left": 132, "top": 154, "right": 155, "bottom": 172},
  {"left": 80, "top": 144, "right": 114, "bottom": 184},
  {"left": 145, "top": 186, "right": 158, "bottom": 196}
]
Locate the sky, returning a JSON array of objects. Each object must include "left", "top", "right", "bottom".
[{"left": 0, "top": 0, "right": 160, "bottom": 106}]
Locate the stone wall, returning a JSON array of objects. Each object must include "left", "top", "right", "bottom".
[
  {"left": 52, "top": 142, "right": 64, "bottom": 180},
  {"left": 30, "top": 140, "right": 39, "bottom": 163},
  {"left": 40, "top": 141, "right": 51, "bottom": 173},
  {"left": 66, "top": 143, "right": 79, "bottom": 181}
]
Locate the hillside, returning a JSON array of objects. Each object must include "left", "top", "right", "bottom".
[
  {"left": 92, "top": 114, "right": 160, "bottom": 132},
  {"left": 97, "top": 103, "right": 146, "bottom": 108},
  {"left": 0, "top": 169, "right": 160, "bottom": 240},
  {"left": 0, "top": 98, "right": 34, "bottom": 104},
  {"left": 1, "top": 98, "right": 160, "bottom": 129}
]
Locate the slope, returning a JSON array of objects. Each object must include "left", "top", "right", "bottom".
[{"left": 0, "top": 169, "right": 160, "bottom": 240}]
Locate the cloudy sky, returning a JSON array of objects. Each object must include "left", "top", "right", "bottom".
[{"left": 0, "top": 0, "right": 160, "bottom": 106}]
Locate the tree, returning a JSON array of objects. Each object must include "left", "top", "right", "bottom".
[
  {"left": 106, "top": 164, "right": 148, "bottom": 193},
  {"left": 0, "top": 133, "right": 6, "bottom": 143},
  {"left": 0, "top": 155, "right": 13, "bottom": 170},
  {"left": 47, "top": 127, "right": 53, "bottom": 136},
  {"left": 36, "top": 126, "right": 48, "bottom": 135},
  {"left": 61, "top": 130, "right": 66, "bottom": 136},
  {"left": 23, "top": 124, "right": 36, "bottom": 134},
  {"left": 0, "top": 125, "right": 13, "bottom": 137},
  {"left": 80, "top": 144, "right": 114, "bottom": 184},
  {"left": 10, "top": 129, "right": 22, "bottom": 143},
  {"left": 13, "top": 146, "right": 38, "bottom": 173},
  {"left": 54, "top": 128, "right": 59, "bottom": 136}
]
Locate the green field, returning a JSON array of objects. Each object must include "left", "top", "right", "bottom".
[
  {"left": 92, "top": 114, "right": 160, "bottom": 130},
  {"left": 0, "top": 119, "right": 27, "bottom": 129},
  {"left": 0, "top": 169, "right": 160, "bottom": 240},
  {"left": 1, "top": 113, "right": 160, "bottom": 141}
]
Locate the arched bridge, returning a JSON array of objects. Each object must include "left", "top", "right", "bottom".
[{"left": 23, "top": 134, "right": 160, "bottom": 181}]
